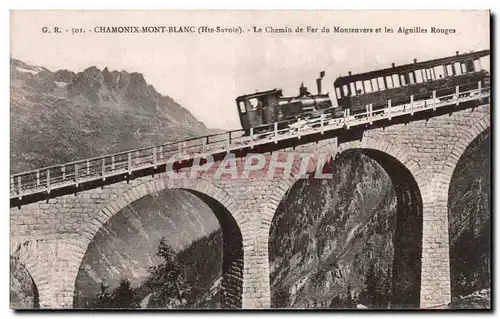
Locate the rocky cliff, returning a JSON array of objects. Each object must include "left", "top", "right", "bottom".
[
  {"left": 447, "top": 129, "right": 490, "bottom": 307},
  {"left": 72, "top": 189, "right": 222, "bottom": 308},
  {"left": 10, "top": 59, "right": 211, "bottom": 173},
  {"left": 10, "top": 256, "right": 39, "bottom": 309},
  {"left": 269, "top": 151, "right": 397, "bottom": 308}
]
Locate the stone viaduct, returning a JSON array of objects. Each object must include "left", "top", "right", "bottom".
[{"left": 10, "top": 101, "right": 490, "bottom": 309}]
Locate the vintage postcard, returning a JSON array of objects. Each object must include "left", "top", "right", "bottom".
[{"left": 10, "top": 10, "right": 490, "bottom": 310}]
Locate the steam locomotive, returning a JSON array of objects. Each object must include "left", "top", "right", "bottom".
[
  {"left": 236, "top": 49, "right": 490, "bottom": 134},
  {"left": 235, "top": 71, "right": 332, "bottom": 134}
]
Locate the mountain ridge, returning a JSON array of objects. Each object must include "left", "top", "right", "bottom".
[{"left": 10, "top": 58, "right": 216, "bottom": 173}]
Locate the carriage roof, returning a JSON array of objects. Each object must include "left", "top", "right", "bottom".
[{"left": 334, "top": 49, "right": 490, "bottom": 86}]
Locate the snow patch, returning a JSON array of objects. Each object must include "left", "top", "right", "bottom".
[
  {"left": 140, "top": 293, "right": 152, "bottom": 308},
  {"left": 54, "top": 81, "right": 68, "bottom": 88},
  {"left": 346, "top": 224, "right": 361, "bottom": 244},
  {"left": 15, "top": 66, "right": 39, "bottom": 75},
  {"left": 83, "top": 264, "right": 102, "bottom": 284}
]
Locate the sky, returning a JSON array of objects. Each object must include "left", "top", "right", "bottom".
[{"left": 10, "top": 10, "right": 490, "bottom": 129}]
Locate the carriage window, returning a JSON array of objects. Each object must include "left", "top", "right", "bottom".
[
  {"left": 399, "top": 74, "right": 407, "bottom": 86},
  {"left": 385, "top": 76, "right": 393, "bottom": 89},
  {"left": 355, "top": 81, "right": 364, "bottom": 94},
  {"left": 473, "top": 59, "right": 482, "bottom": 72},
  {"left": 461, "top": 62, "right": 468, "bottom": 73},
  {"left": 466, "top": 60, "right": 475, "bottom": 72},
  {"left": 430, "top": 68, "right": 436, "bottom": 80},
  {"left": 238, "top": 101, "right": 247, "bottom": 114},
  {"left": 454, "top": 62, "right": 463, "bottom": 75},
  {"left": 415, "top": 70, "right": 424, "bottom": 83},
  {"left": 350, "top": 82, "right": 357, "bottom": 96},
  {"left": 425, "top": 68, "right": 433, "bottom": 81},
  {"left": 377, "top": 77, "right": 386, "bottom": 90},
  {"left": 434, "top": 65, "right": 445, "bottom": 79},
  {"left": 392, "top": 74, "right": 400, "bottom": 88},
  {"left": 408, "top": 72, "right": 415, "bottom": 84},
  {"left": 479, "top": 56, "right": 490, "bottom": 72},
  {"left": 446, "top": 64, "right": 454, "bottom": 76},
  {"left": 421, "top": 69, "right": 428, "bottom": 82},
  {"left": 335, "top": 87, "right": 342, "bottom": 99},
  {"left": 371, "top": 78, "right": 379, "bottom": 91},
  {"left": 343, "top": 85, "right": 349, "bottom": 97},
  {"left": 363, "top": 80, "right": 373, "bottom": 93}
]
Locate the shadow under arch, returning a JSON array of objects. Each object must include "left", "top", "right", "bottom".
[
  {"left": 357, "top": 149, "right": 423, "bottom": 308},
  {"left": 10, "top": 256, "right": 40, "bottom": 309},
  {"left": 73, "top": 182, "right": 243, "bottom": 309},
  {"left": 185, "top": 189, "right": 244, "bottom": 308},
  {"left": 447, "top": 128, "right": 490, "bottom": 301},
  {"left": 268, "top": 147, "right": 423, "bottom": 308}
]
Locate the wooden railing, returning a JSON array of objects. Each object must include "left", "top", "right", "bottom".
[{"left": 10, "top": 82, "right": 490, "bottom": 200}]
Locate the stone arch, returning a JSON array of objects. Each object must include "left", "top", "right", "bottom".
[
  {"left": 440, "top": 115, "right": 490, "bottom": 197},
  {"left": 73, "top": 176, "right": 245, "bottom": 308},
  {"left": 265, "top": 138, "right": 424, "bottom": 308},
  {"left": 263, "top": 137, "right": 425, "bottom": 230}
]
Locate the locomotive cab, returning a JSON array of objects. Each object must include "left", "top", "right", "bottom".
[{"left": 236, "top": 89, "right": 283, "bottom": 134}]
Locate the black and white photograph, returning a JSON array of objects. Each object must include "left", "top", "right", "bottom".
[{"left": 9, "top": 10, "right": 491, "bottom": 310}]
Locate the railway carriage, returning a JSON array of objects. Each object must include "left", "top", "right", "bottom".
[{"left": 333, "top": 49, "right": 490, "bottom": 116}]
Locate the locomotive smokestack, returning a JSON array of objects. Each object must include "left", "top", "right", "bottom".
[
  {"left": 316, "top": 71, "right": 326, "bottom": 95},
  {"left": 316, "top": 78, "right": 322, "bottom": 95}
]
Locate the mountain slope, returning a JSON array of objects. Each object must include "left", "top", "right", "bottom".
[
  {"left": 269, "top": 151, "right": 397, "bottom": 308},
  {"left": 448, "top": 129, "right": 490, "bottom": 305},
  {"left": 10, "top": 58, "right": 211, "bottom": 173},
  {"left": 72, "top": 189, "right": 221, "bottom": 308}
]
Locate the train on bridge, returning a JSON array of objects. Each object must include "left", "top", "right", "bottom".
[{"left": 236, "top": 49, "right": 490, "bottom": 134}]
